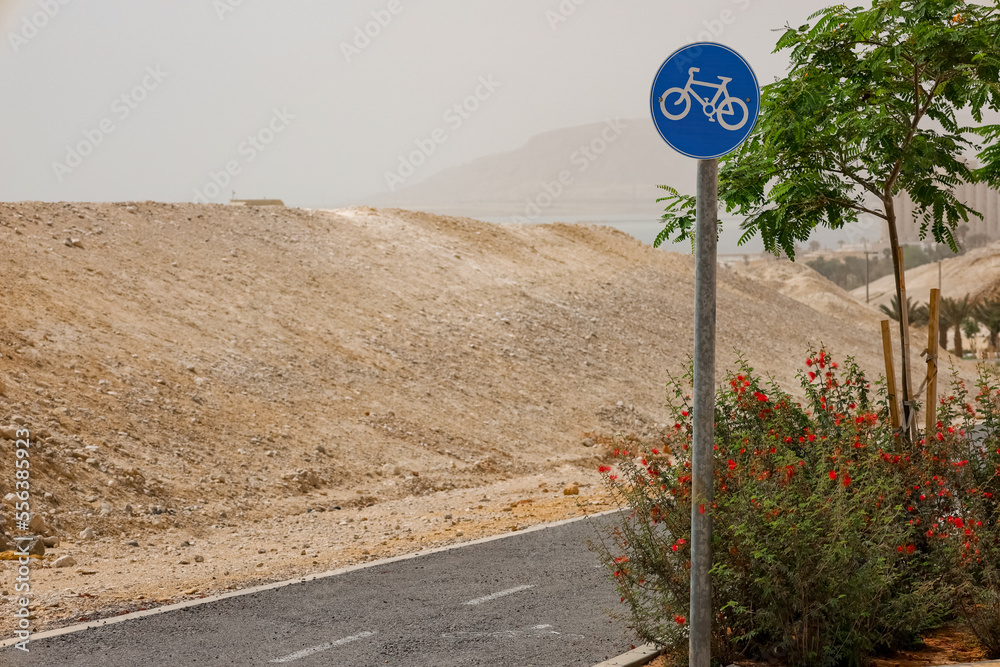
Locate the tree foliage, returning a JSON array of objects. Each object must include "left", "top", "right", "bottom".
[
  {"left": 707, "top": 0, "right": 1000, "bottom": 258},
  {"left": 880, "top": 294, "right": 929, "bottom": 326},
  {"left": 941, "top": 295, "right": 977, "bottom": 357},
  {"left": 976, "top": 298, "right": 1000, "bottom": 352},
  {"left": 658, "top": 0, "right": 1000, "bottom": 437}
]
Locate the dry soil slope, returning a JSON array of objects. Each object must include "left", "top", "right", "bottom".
[
  {"left": 0, "top": 202, "right": 945, "bottom": 538},
  {"left": 732, "top": 259, "right": 885, "bottom": 324},
  {"left": 852, "top": 241, "right": 1000, "bottom": 307}
]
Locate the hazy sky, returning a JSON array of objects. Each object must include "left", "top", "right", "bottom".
[{"left": 0, "top": 1, "right": 897, "bottom": 208}]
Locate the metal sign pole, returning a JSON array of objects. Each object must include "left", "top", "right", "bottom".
[
  {"left": 651, "top": 42, "right": 758, "bottom": 667},
  {"left": 689, "top": 157, "right": 718, "bottom": 667}
]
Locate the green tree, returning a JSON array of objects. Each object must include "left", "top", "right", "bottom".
[
  {"left": 880, "top": 294, "right": 929, "bottom": 327},
  {"left": 976, "top": 298, "right": 1000, "bottom": 354},
  {"left": 941, "top": 296, "right": 976, "bottom": 358},
  {"left": 657, "top": 0, "right": 1000, "bottom": 439},
  {"left": 963, "top": 317, "right": 982, "bottom": 354}
]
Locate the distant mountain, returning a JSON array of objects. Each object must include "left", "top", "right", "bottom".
[{"left": 369, "top": 118, "right": 695, "bottom": 219}]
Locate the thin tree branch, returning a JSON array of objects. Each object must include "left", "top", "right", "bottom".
[{"left": 831, "top": 159, "right": 884, "bottom": 199}]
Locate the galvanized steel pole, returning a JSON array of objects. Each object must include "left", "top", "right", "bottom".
[{"left": 689, "top": 158, "right": 718, "bottom": 667}]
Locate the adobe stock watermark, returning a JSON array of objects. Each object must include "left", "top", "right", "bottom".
[
  {"left": 690, "top": 0, "right": 752, "bottom": 42},
  {"left": 213, "top": 0, "right": 246, "bottom": 21},
  {"left": 840, "top": 211, "right": 886, "bottom": 249},
  {"left": 512, "top": 118, "right": 627, "bottom": 223},
  {"left": 8, "top": 0, "right": 72, "bottom": 53},
  {"left": 11, "top": 425, "right": 33, "bottom": 652},
  {"left": 192, "top": 108, "right": 295, "bottom": 203},
  {"left": 546, "top": 0, "right": 589, "bottom": 31},
  {"left": 51, "top": 65, "right": 168, "bottom": 183},
  {"left": 671, "top": 0, "right": 754, "bottom": 72},
  {"left": 384, "top": 75, "right": 502, "bottom": 192},
  {"left": 341, "top": 0, "right": 404, "bottom": 63}
]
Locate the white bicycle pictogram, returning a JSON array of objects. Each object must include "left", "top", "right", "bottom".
[{"left": 659, "top": 67, "right": 749, "bottom": 131}]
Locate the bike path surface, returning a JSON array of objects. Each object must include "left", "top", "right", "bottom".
[{"left": 5, "top": 513, "right": 635, "bottom": 667}]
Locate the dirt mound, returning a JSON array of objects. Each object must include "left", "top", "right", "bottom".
[
  {"left": 0, "top": 202, "right": 971, "bottom": 528},
  {"left": 731, "top": 258, "right": 883, "bottom": 323}
]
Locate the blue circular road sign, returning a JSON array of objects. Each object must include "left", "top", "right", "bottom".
[{"left": 650, "top": 42, "right": 760, "bottom": 159}]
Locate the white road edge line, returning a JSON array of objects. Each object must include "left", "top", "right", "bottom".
[
  {"left": 269, "top": 631, "right": 375, "bottom": 664},
  {"left": 463, "top": 584, "right": 535, "bottom": 606},
  {"left": 591, "top": 642, "right": 663, "bottom": 667},
  {"left": 0, "top": 508, "right": 620, "bottom": 648}
]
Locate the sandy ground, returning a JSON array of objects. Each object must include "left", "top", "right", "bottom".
[
  {"left": 0, "top": 202, "right": 985, "bottom": 637},
  {"left": 0, "top": 467, "right": 613, "bottom": 634}
]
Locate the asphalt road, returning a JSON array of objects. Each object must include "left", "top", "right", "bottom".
[{"left": 4, "top": 513, "right": 638, "bottom": 667}]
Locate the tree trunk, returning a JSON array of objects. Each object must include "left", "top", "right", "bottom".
[
  {"left": 954, "top": 324, "right": 964, "bottom": 358},
  {"left": 884, "top": 199, "right": 913, "bottom": 442},
  {"left": 939, "top": 323, "right": 948, "bottom": 350}
]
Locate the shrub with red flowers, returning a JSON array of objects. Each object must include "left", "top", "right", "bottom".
[
  {"left": 911, "top": 367, "right": 1000, "bottom": 658},
  {"left": 592, "top": 351, "right": 1000, "bottom": 666}
]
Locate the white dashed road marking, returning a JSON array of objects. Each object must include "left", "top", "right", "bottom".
[
  {"left": 441, "top": 624, "right": 585, "bottom": 640},
  {"left": 463, "top": 584, "right": 536, "bottom": 606},
  {"left": 269, "top": 631, "right": 376, "bottom": 663}
]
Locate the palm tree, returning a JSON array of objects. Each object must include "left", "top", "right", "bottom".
[
  {"left": 940, "top": 296, "right": 976, "bottom": 358},
  {"left": 879, "top": 295, "right": 929, "bottom": 327},
  {"left": 962, "top": 318, "right": 981, "bottom": 355},
  {"left": 975, "top": 298, "right": 1000, "bottom": 357}
]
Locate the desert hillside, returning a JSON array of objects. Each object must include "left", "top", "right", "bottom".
[
  {"left": 0, "top": 202, "right": 975, "bottom": 631},
  {"left": 732, "top": 258, "right": 886, "bottom": 324},
  {"left": 0, "top": 201, "right": 969, "bottom": 527},
  {"left": 852, "top": 241, "right": 1000, "bottom": 306}
]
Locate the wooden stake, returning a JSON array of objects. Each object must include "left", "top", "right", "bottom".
[
  {"left": 898, "top": 248, "right": 915, "bottom": 442},
  {"left": 882, "top": 320, "right": 901, "bottom": 432},
  {"left": 925, "top": 289, "right": 940, "bottom": 440}
]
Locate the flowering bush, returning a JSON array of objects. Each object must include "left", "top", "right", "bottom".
[
  {"left": 592, "top": 351, "right": 1000, "bottom": 666},
  {"left": 917, "top": 368, "right": 1000, "bottom": 658}
]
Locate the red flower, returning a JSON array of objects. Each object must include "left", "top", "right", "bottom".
[
  {"left": 907, "top": 544, "right": 915, "bottom": 554},
  {"left": 842, "top": 475, "right": 851, "bottom": 487},
  {"left": 806, "top": 358, "right": 813, "bottom": 367},
  {"left": 728, "top": 459, "right": 737, "bottom": 471},
  {"left": 674, "top": 615, "right": 686, "bottom": 625},
  {"left": 829, "top": 470, "right": 837, "bottom": 481},
  {"left": 599, "top": 466, "right": 612, "bottom": 473}
]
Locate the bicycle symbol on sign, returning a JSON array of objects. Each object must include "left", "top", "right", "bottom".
[{"left": 659, "top": 67, "right": 749, "bottom": 131}]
